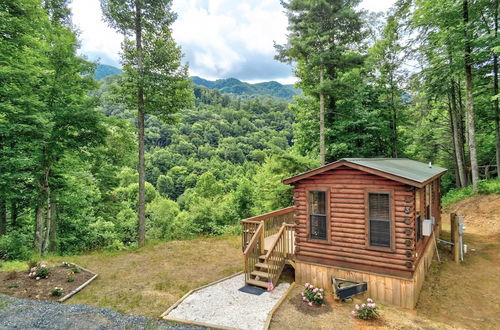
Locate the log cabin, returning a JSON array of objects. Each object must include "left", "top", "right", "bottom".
[{"left": 242, "top": 158, "right": 447, "bottom": 309}]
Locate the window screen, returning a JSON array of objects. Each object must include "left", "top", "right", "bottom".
[
  {"left": 309, "top": 191, "right": 327, "bottom": 240},
  {"left": 368, "top": 193, "right": 391, "bottom": 248}
]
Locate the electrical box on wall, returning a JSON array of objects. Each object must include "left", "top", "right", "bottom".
[{"left": 423, "top": 219, "right": 433, "bottom": 236}]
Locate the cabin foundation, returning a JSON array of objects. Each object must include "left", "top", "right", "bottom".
[{"left": 295, "top": 232, "right": 435, "bottom": 309}]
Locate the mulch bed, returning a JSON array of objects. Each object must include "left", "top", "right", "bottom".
[
  {"left": 290, "top": 292, "right": 333, "bottom": 316},
  {"left": 0, "top": 262, "right": 94, "bottom": 302}
]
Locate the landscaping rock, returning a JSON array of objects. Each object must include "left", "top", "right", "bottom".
[{"left": 0, "top": 295, "right": 207, "bottom": 329}]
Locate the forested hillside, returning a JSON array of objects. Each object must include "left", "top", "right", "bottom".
[
  {"left": 0, "top": 0, "right": 498, "bottom": 261},
  {"left": 192, "top": 76, "right": 300, "bottom": 99}
]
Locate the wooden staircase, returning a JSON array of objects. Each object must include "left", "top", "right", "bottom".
[
  {"left": 246, "top": 256, "right": 271, "bottom": 288},
  {"left": 241, "top": 207, "right": 295, "bottom": 289}
]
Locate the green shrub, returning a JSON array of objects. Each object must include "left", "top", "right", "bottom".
[
  {"left": 67, "top": 272, "right": 75, "bottom": 282},
  {"left": 7, "top": 283, "right": 19, "bottom": 288},
  {"left": 35, "top": 265, "right": 51, "bottom": 279},
  {"left": 71, "top": 266, "right": 80, "bottom": 273},
  {"left": 51, "top": 287, "right": 64, "bottom": 297},
  {"left": 442, "top": 178, "right": 500, "bottom": 206},
  {"left": 0, "top": 231, "right": 34, "bottom": 261}
]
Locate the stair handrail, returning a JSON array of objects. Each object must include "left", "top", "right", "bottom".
[
  {"left": 264, "top": 223, "right": 295, "bottom": 287},
  {"left": 243, "top": 221, "right": 263, "bottom": 256}
]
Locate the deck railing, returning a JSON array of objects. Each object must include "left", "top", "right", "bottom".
[
  {"left": 265, "top": 223, "right": 295, "bottom": 287},
  {"left": 241, "top": 206, "right": 295, "bottom": 251},
  {"left": 243, "top": 222, "right": 263, "bottom": 282}
]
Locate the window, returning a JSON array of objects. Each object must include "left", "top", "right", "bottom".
[
  {"left": 425, "top": 184, "right": 431, "bottom": 219},
  {"left": 416, "top": 189, "right": 422, "bottom": 242},
  {"left": 368, "top": 193, "right": 391, "bottom": 248},
  {"left": 309, "top": 191, "right": 327, "bottom": 240}
]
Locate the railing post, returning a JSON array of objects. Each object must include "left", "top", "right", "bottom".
[{"left": 260, "top": 220, "right": 265, "bottom": 254}]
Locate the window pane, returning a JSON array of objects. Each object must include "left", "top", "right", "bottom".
[
  {"left": 370, "top": 219, "right": 390, "bottom": 247},
  {"left": 310, "top": 215, "right": 327, "bottom": 240},
  {"left": 310, "top": 191, "right": 326, "bottom": 215},
  {"left": 369, "top": 193, "right": 389, "bottom": 220}
]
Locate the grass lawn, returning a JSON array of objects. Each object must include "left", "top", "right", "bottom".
[{"left": 1, "top": 235, "right": 242, "bottom": 318}]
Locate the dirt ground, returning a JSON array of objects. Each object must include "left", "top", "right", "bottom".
[
  {"left": 0, "top": 263, "right": 93, "bottom": 301},
  {"left": 271, "top": 194, "right": 500, "bottom": 330}
]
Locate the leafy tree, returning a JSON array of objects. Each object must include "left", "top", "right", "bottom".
[
  {"left": 101, "top": 0, "right": 193, "bottom": 246},
  {"left": 276, "top": 0, "right": 364, "bottom": 164}
]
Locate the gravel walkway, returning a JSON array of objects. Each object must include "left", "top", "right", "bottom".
[
  {"left": 0, "top": 295, "right": 207, "bottom": 330},
  {"left": 165, "top": 274, "right": 290, "bottom": 330}
]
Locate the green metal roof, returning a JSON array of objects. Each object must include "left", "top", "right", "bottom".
[
  {"left": 342, "top": 158, "right": 447, "bottom": 183},
  {"left": 282, "top": 158, "right": 448, "bottom": 186}
]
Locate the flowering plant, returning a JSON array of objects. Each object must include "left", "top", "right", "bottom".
[
  {"left": 28, "top": 263, "right": 50, "bottom": 279},
  {"left": 351, "top": 298, "right": 379, "bottom": 320},
  {"left": 301, "top": 283, "right": 325, "bottom": 306}
]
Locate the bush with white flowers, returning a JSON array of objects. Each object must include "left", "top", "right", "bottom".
[
  {"left": 351, "top": 298, "right": 379, "bottom": 320},
  {"left": 301, "top": 283, "right": 325, "bottom": 306}
]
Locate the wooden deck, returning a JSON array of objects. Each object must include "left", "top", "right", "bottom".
[{"left": 265, "top": 232, "right": 295, "bottom": 254}]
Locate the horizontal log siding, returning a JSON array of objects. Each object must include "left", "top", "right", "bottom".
[{"left": 293, "top": 166, "right": 417, "bottom": 277}]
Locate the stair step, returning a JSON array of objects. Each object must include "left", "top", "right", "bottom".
[
  {"left": 251, "top": 270, "right": 269, "bottom": 279},
  {"left": 255, "top": 262, "right": 269, "bottom": 269},
  {"left": 246, "top": 278, "right": 268, "bottom": 288}
]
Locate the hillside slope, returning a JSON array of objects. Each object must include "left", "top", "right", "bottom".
[
  {"left": 192, "top": 76, "right": 300, "bottom": 99},
  {"left": 416, "top": 194, "right": 500, "bottom": 329}
]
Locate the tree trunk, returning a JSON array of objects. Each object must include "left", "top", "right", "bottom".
[
  {"left": 48, "top": 202, "right": 57, "bottom": 253},
  {"left": 494, "top": 0, "right": 500, "bottom": 178},
  {"left": 42, "top": 192, "right": 51, "bottom": 254},
  {"left": 35, "top": 205, "right": 44, "bottom": 255},
  {"left": 450, "top": 80, "right": 468, "bottom": 187},
  {"left": 319, "top": 65, "right": 325, "bottom": 165},
  {"left": 463, "top": 0, "right": 479, "bottom": 191},
  {"left": 448, "top": 93, "right": 461, "bottom": 188},
  {"left": 0, "top": 199, "right": 6, "bottom": 235},
  {"left": 135, "top": 2, "right": 146, "bottom": 247},
  {"left": 11, "top": 200, "right": 17, "bottom": 228}
]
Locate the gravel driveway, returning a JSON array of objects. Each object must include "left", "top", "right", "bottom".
[{"left": 0, "top": 296, "right": 207, "bottom": 330}]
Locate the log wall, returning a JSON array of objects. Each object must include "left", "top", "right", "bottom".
[{"left": 292, "top": 166, "right": 417, "bottom": 278}]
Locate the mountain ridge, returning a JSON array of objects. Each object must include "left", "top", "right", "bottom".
[{"left": 95, "top": 64, "right": 299, "bottom": 100}]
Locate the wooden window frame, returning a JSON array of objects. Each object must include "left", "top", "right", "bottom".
[
  {"left": 305, "top": 186, "right": 331, "bottom": 244},
  {"left": 365, "top": 189, "right": 395, "bottom": 252}
]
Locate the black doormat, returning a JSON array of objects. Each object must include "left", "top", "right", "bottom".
[{"left": 238, "top": 285, "right": 266, "bottom": 295}]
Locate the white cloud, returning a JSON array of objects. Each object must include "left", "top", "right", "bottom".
[{"left": 70, "top": 0, "right": 396, "bottom": 82}]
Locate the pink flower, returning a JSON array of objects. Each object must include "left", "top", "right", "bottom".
[
  {"left": 308, "top": 302, "right": 313, "bottom": 307},
  {"left": 355, "top": 304, "right": 360, "bottom": 310},
  {"left": 301, "top": 292, "right": 304, "bottom": 297},
  {"left": 313, "top": 288, "right": 318, "bottom": 293},
  {"left": 305, "top": 283, "right": 310, "bottom": 287},
  {"left": 361, "top": 304, "right": 366, "bottom": 308},
  {"left": 367, "top": 303, "right": 374, "bottom": 308},
  {"left": 367, "top": 298, "right": 373, "bottom": 303},
  {"left": 319, "top": 288, "right": 324, "bottom": 292},
  {"left": 351, "top": 311, "right": 357, "bottom": 316},
  {"left": 303, "top": 297, "right": 307, "bottom": 301}
]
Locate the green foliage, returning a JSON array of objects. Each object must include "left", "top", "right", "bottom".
[
  {"left": 66, "top": 272, "right": 75, "bottom": 282},
  {"left": 192, "top": 77, "right": 300, "bottom": 100},
  {"left": 51, "top": 287, "right": 64, "bottom": 297},
  {"left": 442, "top": 179, "right": 500, "bottom": 206},
  {"left": 35, "top": 266, "right": 51, "bottom": 279},
  {"left": 0, "top": 231, "right": 34, "bottom": 261}
]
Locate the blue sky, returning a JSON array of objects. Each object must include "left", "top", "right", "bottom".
[{"left": 70, "top": 0, "right": 395, "bottom": 84}]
